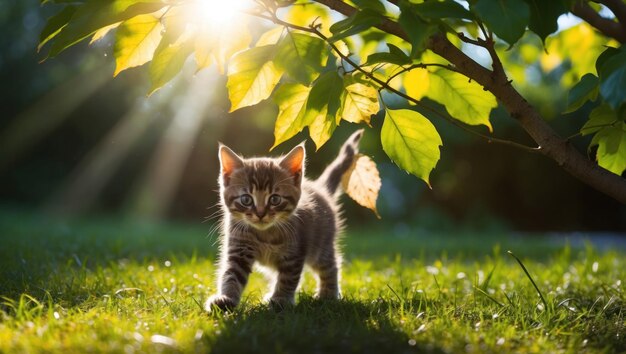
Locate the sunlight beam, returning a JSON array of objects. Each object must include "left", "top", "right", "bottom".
[
  {"left": 130, "top": 70, "right": 216, "bottom": 218},
  {"left": 0, "top": 66, "right": 110, "bottom": 172},
  {"left": 44, "top": 83, "right": 179, "bottom": 215}
]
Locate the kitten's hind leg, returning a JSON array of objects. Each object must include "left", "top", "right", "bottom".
[{"left": 314, "top": 262, "right": 340, "bottom": 299}]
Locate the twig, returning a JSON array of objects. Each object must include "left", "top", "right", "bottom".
[
  {"left": 457, "top": 32, "right": 488, "bottom": 47},
  {"left": 476, "top": 20, "right": 490, "bottom": 41},
  {"left": 385, "top": 62, "right": 460, "bottom": 85},
  {"left": 566, "top": 121, "right": 621, "bottom": 141},
  {"left": 572, "top": 0, "right": 626, "bottom": 43}
]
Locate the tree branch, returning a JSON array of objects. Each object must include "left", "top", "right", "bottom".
[
  {"left": 572, "top": 0, "right": 626, "bottom": 43},
  {"left": 260, "top": 12, "right": 542, "bottom": 153},
  {"left": 305, "top": 0, "right": 626, "bottom": 203},
  {"left": 595, "top": 0, "right": 626, "bottom": 27}
]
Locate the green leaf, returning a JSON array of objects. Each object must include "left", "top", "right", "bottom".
[
  {"left": 381, "top": 108, "right": 442, "bottom": 186},
  {"left": 596, "top": 47, "right": 626, "bottom": 110},
  {"left": 113, "top": 12, "right": 163, "bottom": 76},
  {"left": 38, "top": 5, "right": 77, "bottom": 52},
  {"left": 590, "top": 122, "right": 626, "bottom": 175},
  {"left": 398, "top": 3, "right": 437, "bottom": 58},
  {"left": 365, "top": 43, "right": 412, "bottom": 66},
  {"left": 274, "top": 32, "right": 328, "bottom": 84},
  {"left": 426, "top": 69, "right": 497, "bottom": 131},
  {"left": 595, "top": 46, "right": 621, "bottom": 77},
  {"left": 472, "top": 0, "right": 530, "bottom": 46},
  {"left": 148, "top": 25, "right": 194, "bottom": 95},
  {"left": 226, "top": 45, "right": 284, "bottom": 112},
  {"left": 412, "top": 0, "right": 474, "bottom": 20},
  {"left": 524, "top": 0, "right": 567, "bottom": 43},
  {"left": 582, "top": 104, "right": 619, "bottom": 136},
  {"left": 565, "top": 73, "right": 599, "bottom": 113},
  {"left": 272, "top": 83, "right": 311, "bottom": 149},
  {"left": 301, "top": 71, "right": 344, "bottom": 149},
  {"left": 46, "top": 0, "right": 167, "bottom": 58},
  {"left": 600, "top": 65, "right": 626, "bottom": 110},
  {"left": 340, "top": 75, "right": 380, "bottom": 125},
  {"left": 329, "top": 9, "right": 383, "bottom": 42}
]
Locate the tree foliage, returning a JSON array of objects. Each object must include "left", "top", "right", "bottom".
[{"left": 38, "top": 0, "right": 626, "bottom": 203}]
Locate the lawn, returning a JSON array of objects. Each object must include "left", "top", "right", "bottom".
[{"left": 0, "top": 208, "right": 624, "bottom": 353}]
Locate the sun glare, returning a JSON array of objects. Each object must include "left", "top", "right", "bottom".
[{"left": 195, "top": 0, "right": 248, "bottom": 29}]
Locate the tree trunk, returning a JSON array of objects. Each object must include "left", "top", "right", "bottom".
[{"left": 314, "top": 0, "right": 626, "bottom": 204}]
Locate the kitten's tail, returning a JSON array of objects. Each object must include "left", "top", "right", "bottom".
[{"left": 317, "top": 129, "right": 364, "bottom": 196}]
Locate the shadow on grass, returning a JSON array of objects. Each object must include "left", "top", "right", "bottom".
[{"left": 206, "top": 296, "right": 441, "bottom": 354}]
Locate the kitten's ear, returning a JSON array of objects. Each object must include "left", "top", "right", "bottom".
[
  {"left": 280, "top": 143, "right": 305, "bottom": 184},
  {"left": 219, "top": 144, "right": 243, "bottom": 183}
]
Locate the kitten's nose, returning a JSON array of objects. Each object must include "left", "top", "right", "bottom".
[{"left": 255, "top": 206, "right": 267, "bottom": 219}]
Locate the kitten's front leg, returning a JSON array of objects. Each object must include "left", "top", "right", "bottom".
[
  {"left": 205, "top": 247, "right": 254, "bottom": 313},
  {"left": 269, "top": 256, "right": 304, "bottom": 309}
]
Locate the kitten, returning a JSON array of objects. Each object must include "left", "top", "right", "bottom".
[{"left": 205, "top": 130, "right": 363, "bottom": 311}]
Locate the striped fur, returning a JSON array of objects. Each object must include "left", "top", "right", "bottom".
[{"left": 205, "top": 130, "right": 363, "bottom": 312}]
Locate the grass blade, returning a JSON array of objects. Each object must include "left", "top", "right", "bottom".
[
  {"left": 473, "top": 286, "right": 505, "bottom": 308},
  {"left": 507, "top": 250, "right": 548, "bottom": 311}
]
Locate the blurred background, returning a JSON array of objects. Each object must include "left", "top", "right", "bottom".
[{"left": 1, "top": 0, "right": 625, "bottom": 234}]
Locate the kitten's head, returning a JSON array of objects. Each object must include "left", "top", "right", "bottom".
[{"left": 218, "top": 144, "right": 305, "bottom": 230}]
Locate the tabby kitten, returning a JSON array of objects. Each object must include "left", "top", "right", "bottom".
[{"left": 205, "top": 130, "right": 363, "bottom": 311}]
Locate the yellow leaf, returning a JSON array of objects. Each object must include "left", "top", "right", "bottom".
[
  {"left": 341, "top": 76, "right": 379, "bottom": 125},
  {"left": 113, "top": 13, "right": 164, "bottom": 76},
  {"left": 286, "top": 2, "right": 331, "bottom": 36},
  {"left": 214, "top": 25, "right": 251, "bottom": 74},
  {"left": 256, "top": 27, "right": 284, "bottom": 47},
  {"left": 226, "top": 45, "right": 284, "bottom": 112},
  {"left": 194, "top": 23, "right": 215, "bottom": 71},
  {"left": 90, "top": 22, "right": 120, "bottom": 44},
  {"left": 272, "top": 83, "right": 311, "bottom": 149},
  {"left": 404, "top": 68, "right": 429, "bottom": 102},
  {"left": 309, "top": 113, "right": 337, "bottom": 149},
  {"left": 341, "top": 154, "right": 381, "bottom": 218}
]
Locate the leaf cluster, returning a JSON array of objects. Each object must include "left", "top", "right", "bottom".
[{"left": 38, "top": 0, "right": 626, "bottom": 206}]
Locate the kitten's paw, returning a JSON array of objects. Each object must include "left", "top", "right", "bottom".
[
  {"left": 268, "top": 296, "right": 295, "bottom": 311},
  {"left": 315, "top": 289, "right": 340, "bottom": 300},
  {"left": 205, "top": 294, "right": 236, "bottom": 313}
]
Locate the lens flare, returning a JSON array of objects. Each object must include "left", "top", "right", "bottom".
[{"left": 194, "top": 0, "right": 248, "bottom": 30}]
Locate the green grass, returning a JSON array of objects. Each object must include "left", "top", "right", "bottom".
[{"left": 0, "top": 208, "right": 624, "bottom": 353}]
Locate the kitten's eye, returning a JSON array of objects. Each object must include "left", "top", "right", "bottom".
[
  {"left": 240, "top": 194, "right": 253, "bottom": 206},
  {"left": 269, "top": 194, "right": 282, "bottom": 206}
]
